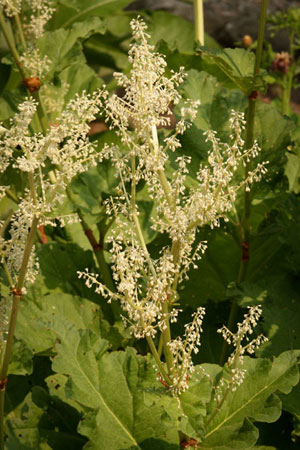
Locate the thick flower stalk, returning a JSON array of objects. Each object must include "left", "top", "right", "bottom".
[{"left": 79, "top": 17, "right": 267, "bottom": 395}]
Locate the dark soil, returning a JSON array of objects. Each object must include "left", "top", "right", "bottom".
[{"left": 128, "top": 0, "right": 300, "bottom": 50}]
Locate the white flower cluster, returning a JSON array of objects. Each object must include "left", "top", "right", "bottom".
[
  {"left": 104, "top": 17, "right": 197, "bottom": 170},
  {"left": 216, "top": 305, "right": 268, "bottom": 394},
  {"left": 78, "top": 238, "right": 178, "bottom": 340},
  {"left": 0, "top": 0, "right": 22, "bottom": 17},
  {"left": 168, "top": 307, "right": 206, "bottom": 395},
  {"left": 20, "top": 47, "right": 51, "bottom": 79},
  {"left": 1, "top": 0, "right": 54, "bottom": 38},
  {"left": 79, "top": 18, "right": 267, "bottom": 395},
  {"left": 1, "top": 91, "right": 103, "bottom": 178},
  {"left": 24, "top": 0, "right": 55, "bottom": 40},
  {"left": 40, "top": 80, "right": 70, "bottom": 118},
  {"left": 1, "top": 201, "right": 40, "bottom": 288},
  {"left": 0, "top": 90, "right": 103, "bottom": 288}
]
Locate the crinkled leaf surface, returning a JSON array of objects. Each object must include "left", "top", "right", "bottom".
[
  {"left": 51, "top": 322, "right": 178, "bottom": 449},
  {"left": 15, "top": 292, "right": 101, "bottom": 356},
  {"left": 50, "top": 322, "right": 213, "bottom": 449},
  {"left": 14, "top": 288, "right": 128, "bottom": 365},
  {"left": 199, "top": 47, "right": 266, "bottom": 95},
  {"left": 201, "top": 351, "right": 300, "bottom": 449}
]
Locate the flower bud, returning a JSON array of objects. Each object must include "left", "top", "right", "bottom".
[
  {"left": 242, "top": 35, "right": 253, "bottom": 48},
  {"left": 272, "top": 51, "right": 291, "bottom": 74},
  {"left": 22, "top": 77, "right": 41, "bottom": 93}
]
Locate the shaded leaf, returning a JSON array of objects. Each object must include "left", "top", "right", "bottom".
[
  {"left": 199, "top": 47, "right": 266, "bottom": 95},
  {"left": 38, "top": 17, "right": 106, "bottom": 79},
  {"left": 54, "top": 0, "right": 133, "bottom": 28},
  {"left": 202, "top": 351, "right": 300, "bottom": 448},
  {"left": 285, "top": 146, "right": 300, "bottom": 194},
  {"left": 6, "top": 391, "right": 86, "bottom": 450}
]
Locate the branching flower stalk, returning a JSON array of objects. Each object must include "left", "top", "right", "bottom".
[
  {"left": 205, "top": 305, "right": 267, "bottom": 429},
  {"left": 79, "top": 17, "right": 267, "bottom": 395},
  {"left": 220, "top": 0, "right": 269, "bottom": 366},
  {"left": 0, "top": 1, "right": 116, "bottom": 299},
  {"left": 0, "top": 88, "right": 104, "bottom": 445}
]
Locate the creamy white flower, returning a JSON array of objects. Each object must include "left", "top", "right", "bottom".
[{"left": 0, "top": 0, "right": 21, "bottom": 17}]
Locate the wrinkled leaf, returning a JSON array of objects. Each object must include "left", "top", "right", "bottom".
[
  {"left": 199, "top": 47, "right": 266, "bottom": 95},
  {"left": 202, "top": 351, "right": 300, "bottom": 448}
]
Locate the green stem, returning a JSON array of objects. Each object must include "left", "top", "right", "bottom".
[
  {"left": 130, "top": 156, "right": 156, "bottom": 276},
  {"left": 158, "top": 333, "right": 163, "bottom": 358},
  {"left": 36, "top": 91, "right": 49, "bottom": 134},
  {"left": 151, "top": 125, "right": 179, "bottom": 373},
  {"left": 220, "top": 0, "right": 269, "bottom": 366},
  {"left": 0, "top": 210, "right": 13, "bottom": 239},
  {"left": 130, "top": 152, "right": 174, "bottom": 376},
  {"left": 0, "top": 216, "right": 38, "bottom": 381},
  {"left": 281, "top": 30, "right": 295, "bottom": 117},
  {"left": 206, "top": 339, "right": 241, "bottom": 429},
  {"left": 0, "top": 389, "right": 4, "bottom": 450},
  {"left": 194, "top": 0, "right": 204, "bottom": 45},
  {"left": 161, "top": 302, "right": 173, "bottom": 374},
  {"left": 0, "top": 9, "right": 26, "bottom": 77},
  {"left": 151, "top": 126, "right": 174, "bottom": 209},
  {"left": 14, "top": 13, "right": 27, "bottom": 51},
  {"left": 0, "top": 215, "right": 38, "bottom": 446},
  {"left": 145, "top": 335, "right": 171, "bottom": 385}
]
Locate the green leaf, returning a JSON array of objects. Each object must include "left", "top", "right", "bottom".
[
  {"left": 0, "top": 88, "right": 25, "bottom": 122},
  {"left": 54, "top": 0, "right": 133, "bottom": 28},
  {"left": 148, "top": 11, "right": 195, "bottom": 55},
  {"left": 280, "top": 381, "right": 300, "bottom": 416},
  {"left": 51, "top": 322, "right": 216, "bottom": 448},
  {"left": 6, "top": 390, "right": 86, "bottom": 450},
  {"left": 15, "top": 292, "right": 102, "bottom": 355},
  {"left": 84, "top": 34, "right": 129, "bottom": 70},
  {"left": 199, "top": 47, "right": 266, "bottom": 95},
  {"left": 254, "top": 102, "right": 294, "bottom": 182},
  {"left": 202, "top": 351, "right": 300, "bottom": 448},
  {"left": 38, "top": 17, "right": 106, "bottom": 79},
  {"left": 9, "top": 340, "right": 33, "bottom": 375},
  {"left": 51, "top": 323, "right": 181, "bottom": 449},
  {"left": 178, "top": 69, "right": 247, "bottom": 178},
  {"left": 256, "top": 277, "right": 300, "bottom": 358},
  {"left": 177, "top": 228, "right": 240, "bottom": 305},
  {"left": 179, "top": 366, "right": 211, "bottom": 438},
  {"left": 147, "top": 11, "right": 220, "bottom": 54},
  {"left": 6, "top": 393, "right": 52, "bottom": 450},
  {"left": 15, "top": 288, "right": 128, "bottom": 360},
  {"left": 179, "top": 69, "right": 222, "bottom": 131},
  {"left": 285, "top": 146, "right": 300, "bottom": 194},
  {"left": 59, "top": 62, "right": 103, "bottom": 101},
  {"left": 36, "top": 242, "right": 96, "bottom": 296}
]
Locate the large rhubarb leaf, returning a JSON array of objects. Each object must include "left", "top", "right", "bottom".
[{"left": 201, "top": 351, "right": 300, "bottom": 449}]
